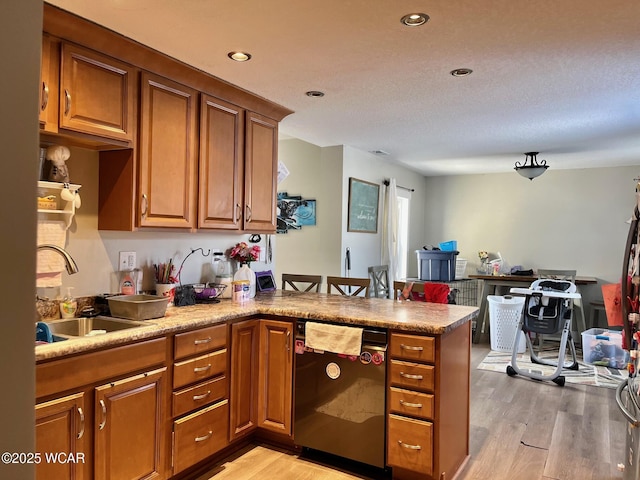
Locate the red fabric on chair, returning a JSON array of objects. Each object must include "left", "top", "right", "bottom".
[{"left": 411, "top": 283, "right": 450, "bottom": 304}]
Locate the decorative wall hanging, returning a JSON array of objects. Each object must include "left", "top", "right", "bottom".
[
  {"left": 277, "top": 192, "right": 317, "bottom": 234},
  {"left": 347, "top": 177, "right": 379, "bottom": 233}
]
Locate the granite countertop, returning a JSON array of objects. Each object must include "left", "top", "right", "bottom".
[{"left": 35, "top": 291, "right": 478, "bottom": 362}]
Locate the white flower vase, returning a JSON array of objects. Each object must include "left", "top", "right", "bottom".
[{"left": 234, "top": 263, "right": 256, "bottom": 298}]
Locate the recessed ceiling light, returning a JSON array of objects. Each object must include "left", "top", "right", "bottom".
[
  {"left": 306, "top": 91, "right": 325, "bottom": 98},
  {"left": 401, "top": 13, "right": 429, "bottom": 27},
  {"left": 450, "top": 68, "right": 473, "bottom": 77},
  {"left": 227, "top": 51, "right": 251, "bottom": 62}
]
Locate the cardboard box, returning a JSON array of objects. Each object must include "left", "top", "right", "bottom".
[{"left": 581, "top": 328, "right": 628, "bottom": 369}]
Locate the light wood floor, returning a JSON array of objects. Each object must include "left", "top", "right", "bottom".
[{"left": 194, "top": 342, "right": 627, "bottom": 480}]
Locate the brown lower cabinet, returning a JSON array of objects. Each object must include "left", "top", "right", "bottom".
[
  {"left": 35, "top": 317, "right": 470, "bottom": 480},
  {"left": 170, "top": 323, "right": 229, "bottom": 476},
  {"left": 35, "top": 392, "right": 86, "bottom": 480},
  {"left": 94, "top": 368, "right": 167, "bottom": 480}
]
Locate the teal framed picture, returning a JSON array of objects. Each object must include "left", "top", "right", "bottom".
[{"left": 347, "top": 177, "right": 379, "bottom": 233}]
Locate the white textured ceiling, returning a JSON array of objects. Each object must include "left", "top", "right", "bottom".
[{"left": 48, "top": 0, "right": 640, "bottom": 176}]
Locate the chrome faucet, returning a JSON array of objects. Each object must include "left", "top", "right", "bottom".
[{"left": 37, "top": 244, "right": 79, "bottom": 274}]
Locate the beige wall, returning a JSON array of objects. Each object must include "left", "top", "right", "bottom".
[
  {"left": 423, "top": 166, "right": 639, "bottom": 307},
  {"left": 275, "top": 140, "right": 343, "bottom": 291},
  {"left": 1, "top": 1, "right": 41, "bottom": 478}
]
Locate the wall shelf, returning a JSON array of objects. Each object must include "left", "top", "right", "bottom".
[{"left": 37, "top": 180, "right": 81, "bottom": 229}]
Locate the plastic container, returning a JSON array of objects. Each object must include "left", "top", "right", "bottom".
[
  {"left": 581, "top": 328, "right": 629, "bottom": 369},
  {"left": 455, "top": 258, "right": 467, "bottom": 279},
  {"left": 488, "top": 295, "right": 526, "bottom": 353},
  {"left": 234, "top": 264, "right": 256, "bottom": 298},
  {"left": 59, "top": 287, "right": 77, "bottom": 319},
  {"left": 439, "top": 240, "right": 457, "bottom": 252},
  {"left": 232, "top": 280, "right": 250, "bottom": 303},
  {"left": 416, "top": 250, "right": 458, "bottom": 281}
]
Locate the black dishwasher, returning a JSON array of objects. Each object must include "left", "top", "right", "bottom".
[{"left": 293, "top": 320, "right": 387, "bottom": 468}]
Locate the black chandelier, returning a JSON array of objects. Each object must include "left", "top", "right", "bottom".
[{"left": 514, "top": 152, "right": 549, "bottom": 180}]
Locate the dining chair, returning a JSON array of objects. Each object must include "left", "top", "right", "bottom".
[
  {"left": 281, "top": 273, "right": 322, "bottom": 293},
  {"left": 536, "top": 269, "right": 585, "bottom": 350},
  {"left": 393, "top": 281, "right": 422, "bottom": 300},
  {"left": 368, "top": 265, "right": 390, "bottom": 299},
  {"left": 327, "top": 276, "right": 370, "bottom": 297}
]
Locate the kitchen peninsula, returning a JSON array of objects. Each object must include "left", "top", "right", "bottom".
[{"left": 35, "top": 292, "right": 476, "bottom": 480}]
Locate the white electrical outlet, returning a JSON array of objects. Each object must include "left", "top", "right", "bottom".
[{"left": 119, "top": 251, "right": 136, "bottom": 271}]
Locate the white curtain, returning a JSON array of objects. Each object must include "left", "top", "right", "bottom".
[{"left": 381, "top": 179, "right": 398, "bottom": 282}]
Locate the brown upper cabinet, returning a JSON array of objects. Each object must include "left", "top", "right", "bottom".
[
  {"left": 198, "top": 94, "right": 244, "bottom": 230},
  {"left": 243, "top": 112, "right": 278, "bottom": 232},
  {"left": 59, "top": 43, "right": 135, "bottom": 143},
  {"left": 39, "top": 35, "right": 59, "bottom": 133},
  {"left": 138, "top": 72, "right": 198, "bottom": 228},
  {"left": 43, "top": 4, "right": 292, "bottom": 233}
]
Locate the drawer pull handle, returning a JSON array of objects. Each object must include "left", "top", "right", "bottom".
[
  {"left": 400, "top": 344, "right": 423, "bottom": 351},
  {"left": 400, "top": 372, "right": 423, "bottom": 380},
  {"left": 193, "top": 364, "right": 212, "bottom": 373},
  {"left": 77, "top": 407, "right": 85, "bottom": 439},
  {"left": 192, "top": 390, "right": 211, "bottom": 401},
  {"left": 98, "top": 400, "right": 106, "bottom": 430},
  {"left": 399, "top": 400, "right": 423, "bottom": 409},
  {"left": 398, "top": 440, "right": 422, "bottom": 450},
  {"left": 194, "top": 337, "right": 211, "bottom": 345},
  {"left": 195, "top": 431, "right": 213, "bottom": 443}
]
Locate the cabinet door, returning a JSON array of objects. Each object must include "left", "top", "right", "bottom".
[
  {"left": 59, "top": 43, "right": 135, "bottom": 142},
  {"left": 36, "top": 392, "right": 86, "bottom": 480},
  {"left": 139, "top": 72, "right": 198, "bottom": 228},
  {"left": 39, "top": 35, "right": 58, "bottom": 133},
  {"left": 258, "top": 320, "right": 293, "bottom": 435},
  {"left": 94, "top": 368, "right": 167, "bottom": 480},
  {"left": 243, "top": 112, "right": 278, "bottom": 232},
  {"left": 229, "top": 320, "right": 259, "bottom": 440},
  {"left": 198, "top": 94, "right": 244, "bottom": 230}
]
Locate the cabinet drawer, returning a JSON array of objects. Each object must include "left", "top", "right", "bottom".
[
  {"left": 173, "top": 399, "right": 229, "bottom": 474},
  {"left": 389, "top": 360, "right": 435, "bottom": 392},
  {"left": 387, "top": 414, "right": 433, "bottom": 475},
  {"left": 389, "top": 333, "right": 435, "bottom": 363},
  {"left": 173, "top": 349, "right": 227, "bottom": 389},
  {"left": 172, "top": 376, "right": 227, "bottom": 418},
  {"left": 174, "top": 324, "right": 227, "bottom": 361},
  {"left": 388, "top": 387, "right": 434, "bottom": 420}
]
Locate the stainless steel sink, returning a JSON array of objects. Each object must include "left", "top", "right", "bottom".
[{"left": 46, "top": 316, "right": 148, "bottom": 337}]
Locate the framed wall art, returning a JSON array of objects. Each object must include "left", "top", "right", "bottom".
[{"left": 347, "top": 177, "right": 379, "bottom": 233}]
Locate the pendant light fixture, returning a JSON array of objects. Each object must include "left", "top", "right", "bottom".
[{"left": 514, "top": 152, "right": 549, "bottom": 180}]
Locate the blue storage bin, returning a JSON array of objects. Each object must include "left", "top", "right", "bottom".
[
  {"left": 416, "top": 250, "right": 459, "bottom": 281},
  {"left": 439, "top": 240, "right": 457, "bottom": 251}
]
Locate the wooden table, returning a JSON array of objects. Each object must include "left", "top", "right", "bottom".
[{"left": 469, "top": 274, "right": 597, "bottom": 344}]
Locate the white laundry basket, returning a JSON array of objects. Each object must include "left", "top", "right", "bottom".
[{"left": 488, "top": 295, "right": 526, "bottom": 353}]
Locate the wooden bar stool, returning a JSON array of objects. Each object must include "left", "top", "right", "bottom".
[{"left": 589, "top": 300, "right": 607, "bottom": 329}]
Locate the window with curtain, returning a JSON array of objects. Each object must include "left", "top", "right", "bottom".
[{"left": 396, "top": 192, "right": 410, "bottom": 279}]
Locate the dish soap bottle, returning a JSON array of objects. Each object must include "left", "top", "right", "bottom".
[{"left": 59, "top": 287, "right": 77, "bottom": 319}]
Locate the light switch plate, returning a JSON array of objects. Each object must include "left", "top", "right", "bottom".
[{"left": 119, "top": 251, "right": 136, "bottom": 270}]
